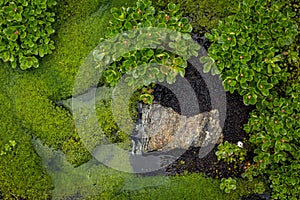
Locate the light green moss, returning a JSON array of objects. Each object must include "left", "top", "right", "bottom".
[
  {"left": 0, "top": 84, "right": 53, "bottom": 199},
  {"left": 117, "top": 173, "right": 262, "bottom": 199}
]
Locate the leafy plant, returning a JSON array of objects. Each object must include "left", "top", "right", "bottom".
[
  {"left": 201, "top": 0, "right": 298, "bottom": 105},
  {"left": 254, "top": 181, "right": 265, "bottom": 194},
  {"left": 0, "top": 0, "right": 57, "bottom": 69},
  {"left": 93, "top": 0, "right": 200, "bottom": 104},
  {"left": 215, "top": 141, "right": 247, "bottom": 164},
  {"left": 242, "top": 82, "right": 300, "bottom": 199},
  {"left": 152, "top": 0, "right": 233, "bottom": 34},
  {"left": 220, "top": 178, "right": 237, "bottom": 193}
]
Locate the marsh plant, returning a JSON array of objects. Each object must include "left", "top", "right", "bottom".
[
  {"left": 243, "top": 83, "right": 300, "bottom": 200},
  {"left": 220, "top": 177, "right": 237, "bottom": 193},
  {"left": 215, "top": 141, "right": 247, "bottom": 165},
  {"left": 201, "top": 0, "right": 298, "bottom": 105},
  {"left": 93, "top": 0, "right": 200, "bottom": 104},
  {"left": 0, "top": 0, "right": 56, "bottom": 69}
]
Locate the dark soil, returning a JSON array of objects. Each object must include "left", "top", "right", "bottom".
[{"left": 241, "top": 193, "right": 271, "bottom": 200}]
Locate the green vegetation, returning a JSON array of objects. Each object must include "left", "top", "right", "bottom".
[
  {"left": 1, "top": 0, "right": 298, "bottom": 199},
  {"left": 0, "top": 0, "right": 56, "bottom": 69},
  {"left": 33, "top": 139, "right": 261, "bottom": 199},
  {"left": 117, "top": 173, "right": 261, "bottom": 199},
  {"left": 220, "top": 177, "right": 237, "bottom": 194},
  {"left": 203, "top": 0, "right": 299, "bottom": 199},
  {"left": 0, "top": 140, "right": 16, "bottom": 156},
  {"left": 152, "top": 0, "right": 232, "bottom": 34},
  {"left": 0, "top": 82, "right": 53, "bottom": 199},
  {"left": 0, "top": 0, "right": 136, "bottom": 198},
  {"left": 215, "top": 141, "right": 247, "bottom": 164},
  {"left": 2, "top": 0, "right": 138, "bottom": 168},
  {"left": 96, "top": 99, "right": 132, "bottom": 143},
  {"left": 201, "top": 0, "right": 298, "bottom": 105},
  {"left": 94, "top": 0, "right": 199, "bottom": 104},
  {"left": 243, "top": 82, "right": 300, "bottom": 199},
  {"left": 33, "top": 139, "right": 133, "bottom": 199}
]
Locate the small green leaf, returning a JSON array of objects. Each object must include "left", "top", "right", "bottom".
[{"left": 203, "top": 62, "right": 213, "bottom": 73}]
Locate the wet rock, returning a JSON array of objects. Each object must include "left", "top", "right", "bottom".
[{"left": 133, "top": 103, "right": 223, "bottom": 153}]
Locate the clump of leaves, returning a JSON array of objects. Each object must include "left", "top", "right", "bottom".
[
  {"left": 242, "top": 82, "right": 300, "bottom": 200},
  {"left": 220, "top": 178, "right": 237, "bottom": 193},
  {"left": 206, "top": 1, "right": 300, "bottom": 199},
  {"left": 201, "top": 0, "right": 298, "bottom": 105},
  {"left": 254, "top": 181, "right": 266, "bottom": 194},
  {"left": 215, "top": 141, "right": 247, "bottom": 165},
  {"left": 93, "top": 0, "right": 200, "bottom": 104},
  {"left": 152, "top": 0, "right": 233, "bottom": 34},
  {"left": 0, "top": 0, "right": 57, "bottom": 69}
]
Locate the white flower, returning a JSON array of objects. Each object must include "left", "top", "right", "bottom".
[{"left": 237, "top": 141, "right": 243, "bottom": 148}]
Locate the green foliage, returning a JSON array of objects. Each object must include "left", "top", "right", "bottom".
[
  {"left": 0, "top": 0, "right": 138, "bottom": 168},
  {"left": 277, "top": 0, "right": 299, "bottom": 87},
  {"left": 138, "top": 85, "right": 154, "bottom": 104},
  {"left": 33, "top": 0, "right": 137, "bottom": 100},
  {"left": 0, "top": 91, "right": 53, "bottom": 199},
  {"left": 1, "top": 0, "right": 287, "bottom": 198},
  {"left": 220, "top": 178, "right": 237, "bottom": 193},
  {"left": 0, "top": 0, "right": 138, "bottom": 198},
  {"left": 215, "top": 141, "right": 247, "bottom": 164},
  {"left": 202, "top": 0, "right": 298, "bottom": 105},
  {"left": 117, "top": 173, "right": 260, "bottom": 199},
  {"left": 93, "top": 0, "right": 199, "bottom": 104},
  {"left": 152, "top": 0, "right": 233, "bottom": 34},
  {"left": 254, "top": 182, "right": 266, "bottom": 194},
  {"left": 199, "top": 0, "right": 299, "bottom": 199},
  {"left": 200, "top": 56, "right": 219, "bottom": 75},
  {"left": 201, "top": 1, "right": 300, "bottom": 199},
  {"left": 0, "top": 0, "right": 56, "bottom": 69},
  {"left": 0, "top": 0, "right": 136, "bottom": 198},
  {"left": 242, "top": 82, "right": 300, "bottom": 199}
]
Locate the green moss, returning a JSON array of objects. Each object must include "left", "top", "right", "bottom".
[
  {"left": 38, "top": 0, "right": 137, "bottom": 100},
  {"left": 95, "top": 89, "right": 139, "bottom": 143},
  {"left": 0, "top": 0, "right": 275, "bottom": 198},
  {"left": 0, "top": 0, "right": 138, "bottom": 197},
  {"left": 0, "top": 89, "right": 53, "bottom": 199},
  {"left": 0, "top": 0, "right": 138, "bottom": 167},
  {"left": 96, "top": 100, "right": 129, "bottom": 143},
  {"left": 5, "top": 68, "right": 90, "bottom": 166},
  {"left": 117, "top": 173, "right": 262, "bottom": 199}
]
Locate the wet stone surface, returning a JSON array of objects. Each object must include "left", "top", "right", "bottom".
[{"left": 133, "top": 103, "right": 223, "bottom": 153}]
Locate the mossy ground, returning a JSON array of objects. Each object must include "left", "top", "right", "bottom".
[{"left": 0, "top": 0, "right": 262, "bottom": 199}]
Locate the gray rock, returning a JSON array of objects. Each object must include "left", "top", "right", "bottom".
[{"left": 132, "top": 103, "right": 223, "bottom": 154}]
